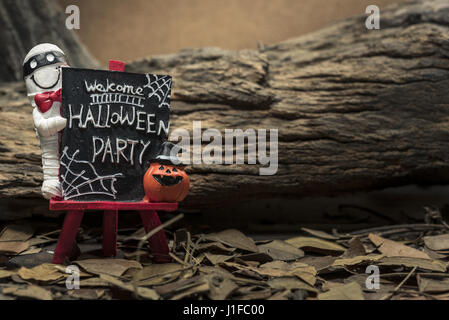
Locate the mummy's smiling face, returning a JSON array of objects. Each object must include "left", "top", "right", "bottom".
[
  {"left": 31, "top": 65, "right": 61, "bottom": 89},
  {"left": 24, "top": 63, "right": 68, "bottom": 103},
  {"left": 153, "top": 173, "right": 183, "bottom": 186},
  {"left": 23, "top": 44, "right": 69, "bottom": 102}
]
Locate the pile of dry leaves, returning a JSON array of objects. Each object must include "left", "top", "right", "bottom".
[{"left": 1, "top": 213, "right": 449, "bottom": 300}]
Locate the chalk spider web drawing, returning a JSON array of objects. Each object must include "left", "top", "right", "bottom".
[
  {"left": 144, "top": 74, "right": 172, "bottom": 108},
  {"left": 60, "top": 146, "right": 123, "bottom": 200}
]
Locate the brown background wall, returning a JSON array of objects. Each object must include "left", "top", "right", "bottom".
[{"left": 59, "top": 0, "right": 405, "bottom": 64}]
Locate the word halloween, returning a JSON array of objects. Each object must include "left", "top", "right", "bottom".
[{"left": 68, "top": 104, "right": 168, "bottom": 134}]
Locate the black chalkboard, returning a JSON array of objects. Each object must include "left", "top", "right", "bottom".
[{"left": 60, "top": 67, "right": 171, "bottom": 202}]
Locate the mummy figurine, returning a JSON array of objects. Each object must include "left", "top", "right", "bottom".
[{"left": 23, "top": 43, "right": 69, "bottom": 199}]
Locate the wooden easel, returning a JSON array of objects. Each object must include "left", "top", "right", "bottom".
[
  {"left": 51, "top": 60, "right": 176, "bottom": 264},
  {"left": 50, "top": 199, "right": 177, "bottom": 264}
]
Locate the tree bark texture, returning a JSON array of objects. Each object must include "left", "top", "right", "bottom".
[
  {"left": 0, "top": 0, "right": 99, "bottom": 82},
  {"left": 0, "top": 0, "right": 449, "bottom": 214}
]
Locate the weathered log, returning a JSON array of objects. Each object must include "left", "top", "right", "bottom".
[
  {"left": 0, "top": 0, "right": 99, "bottom": 82},
  {"left": 1, "top": 0, "right": 449, "bottom": 214}
]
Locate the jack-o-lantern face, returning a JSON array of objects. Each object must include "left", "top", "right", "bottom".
[{"left": 143, "top": 162, "right": 190, "bottom": 202}]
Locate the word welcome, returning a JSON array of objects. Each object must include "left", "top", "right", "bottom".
[{"left": 85, "top": 79, "right": 145, "bottom": 96}]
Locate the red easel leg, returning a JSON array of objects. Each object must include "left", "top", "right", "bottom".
[
  {"left": 52, "top": 210, "right": 84, "bottom": 264},
  {"left": 139, "top": 210, "right": 171, "bottom": 263},
  {"left": 103, "top": 210, "right": 118, "bottom": 257}
]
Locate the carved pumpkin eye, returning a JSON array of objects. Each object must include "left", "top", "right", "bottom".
[
  {"left": 159, "top": 165, "right": 164, "bottom": 170},
  {"left": 172, "top": 168, "right": 178, "bottom": 172}
]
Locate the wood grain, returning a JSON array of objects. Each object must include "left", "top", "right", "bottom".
[{"left": 1, "top": 0, "right": 449, "bottom": 214}]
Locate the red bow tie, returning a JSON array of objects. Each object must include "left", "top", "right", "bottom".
[{"left": 34, "top": 89, "right": 62, "bottom": 113}]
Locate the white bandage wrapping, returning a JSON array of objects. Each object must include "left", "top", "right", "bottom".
[
  {"left": 32, "top": 102, "right": 65, "bottom": 199},
  {"left": 33, "top": 108, "right": 67, "bottom": 137},
  {"left": 40, "top": 135, "right": 60, "bottom": 181}
]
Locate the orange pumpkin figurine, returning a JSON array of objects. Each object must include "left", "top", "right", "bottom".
[{"left": 143, "top": 142, "right": 190, "bottom": 202}]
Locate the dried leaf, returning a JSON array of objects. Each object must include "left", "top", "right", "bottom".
[
  {"left": 199, "top": 266, "right": 234, "bottom": 279},
  {"left": 132, "top": 286, "right": 160, "bottom": 300},
  {"left": 196, "top": 242, "right": 235, "bottom": 254},
  {"left": 6, "top": 220, "right": 448, "bottom": 301},
  {"left": 234, "top": 286, "right": 272, "bottom": 300},
  {"left": 3, "top": 285, "right": 52, "bottom": 300},
  {"left": 99, "top": 273, "right": 159, "bottom": 300},
  {"left": 267, "top": 277, "right": 318, "bottom": 293},
  {"left": 299, "top": 256, "right": 336, "bottom": 272},
  {"left": 257, "top": 240, "right": 304, "bottom": 261},
  {"left": 179, "top": 267, "right": 198, "bottom": 280},
  {"left": 204, "top": 229, "right": 258, "bottom": 253},
  {"left": 52, "top": 265, "right": 92, "bottom": 278},
  {"left": 134, "top": 263, "right": 184, "bottom": 286},
  {"left": 417, "top": 275, "right": 449, "bottom": 293},
  {"left": 301, "top": 228, "right": 339, "bottom": 240},
  {"left": 258, "top": 261, "right": 317, "bottom": 286},
  {"left": 155, "top": 275, "right": 208, "bottom": 298},
  {"left": 234, "top": 253, "right": 269, "bottom": 265},
  {"left": 379, "top": 256, "right": 446, "bottom": 272},
  {"left": 19, "top": 247, "right": 42, "bottom": 255},
  {"left": 0, "top": 241, "right": 29, "bottom": 254},
  {"left": 123, "top": 250, "right": 148, "bottom": 260},
  {"left": 368, "top": 234, "right": 430, "bottom": 259},
  {"left": 70, "top": 277, "right": 111, "bottom": 287},
  {"left": 205, "top": 273, "right": 238, "bottom": 300},
  {"left": 218, "top": 262, "right": 263, "bottom": 279},
  {"left": 344, "top": 273, "right": 395, "bottom": 290},
  {"left": 267, "top": 289, "right": 291, "bottom": 300},
  {"left": 423, "top": 234, "right": 449, "bottom": 251},
  {"left": 318, "top": 282, "right": 364, "bottom": 300},
  {"left": 28, "top": 238, "right": 56, "bottom": 247},
  {"left": 0, "top": 269, "right": 16, "bottom": 279},
  {"left": 204, "top": 253, "right": 234, "bottom": 265},
  {"left": 232, "top": 268, "right": 264, "bottom": 280},
  {"left": 75, "top": 259, "right": 142, "bottom": 277},
  {"left": 333, "top": 255, "right": 384, "bottom": 267},
  {"left": 171, "top": 281, "right": 210, "bottom": 300},
  {"left": 0, "top": 224, "right": 34, "bottom": 242},
  {"left": 18, "top": 263, "right": 64, "bottom": 282},
  {"left": 341, "top": 236, "right": 366, "bottom": 258},
  {"left": 422, "top": 246, "right": 447, "bottom": 260},
  {"left": 285, "top": 236, "right": 345, "bottom": 255},
  {"left": 220, "top": 260, "right": 316, "bottom": 286},
  {"left": 10, "top": 274, "right": 29, "bottom": 284},
  {"left": 68, "top": 289, "right": 105, "bottom": 299}
]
